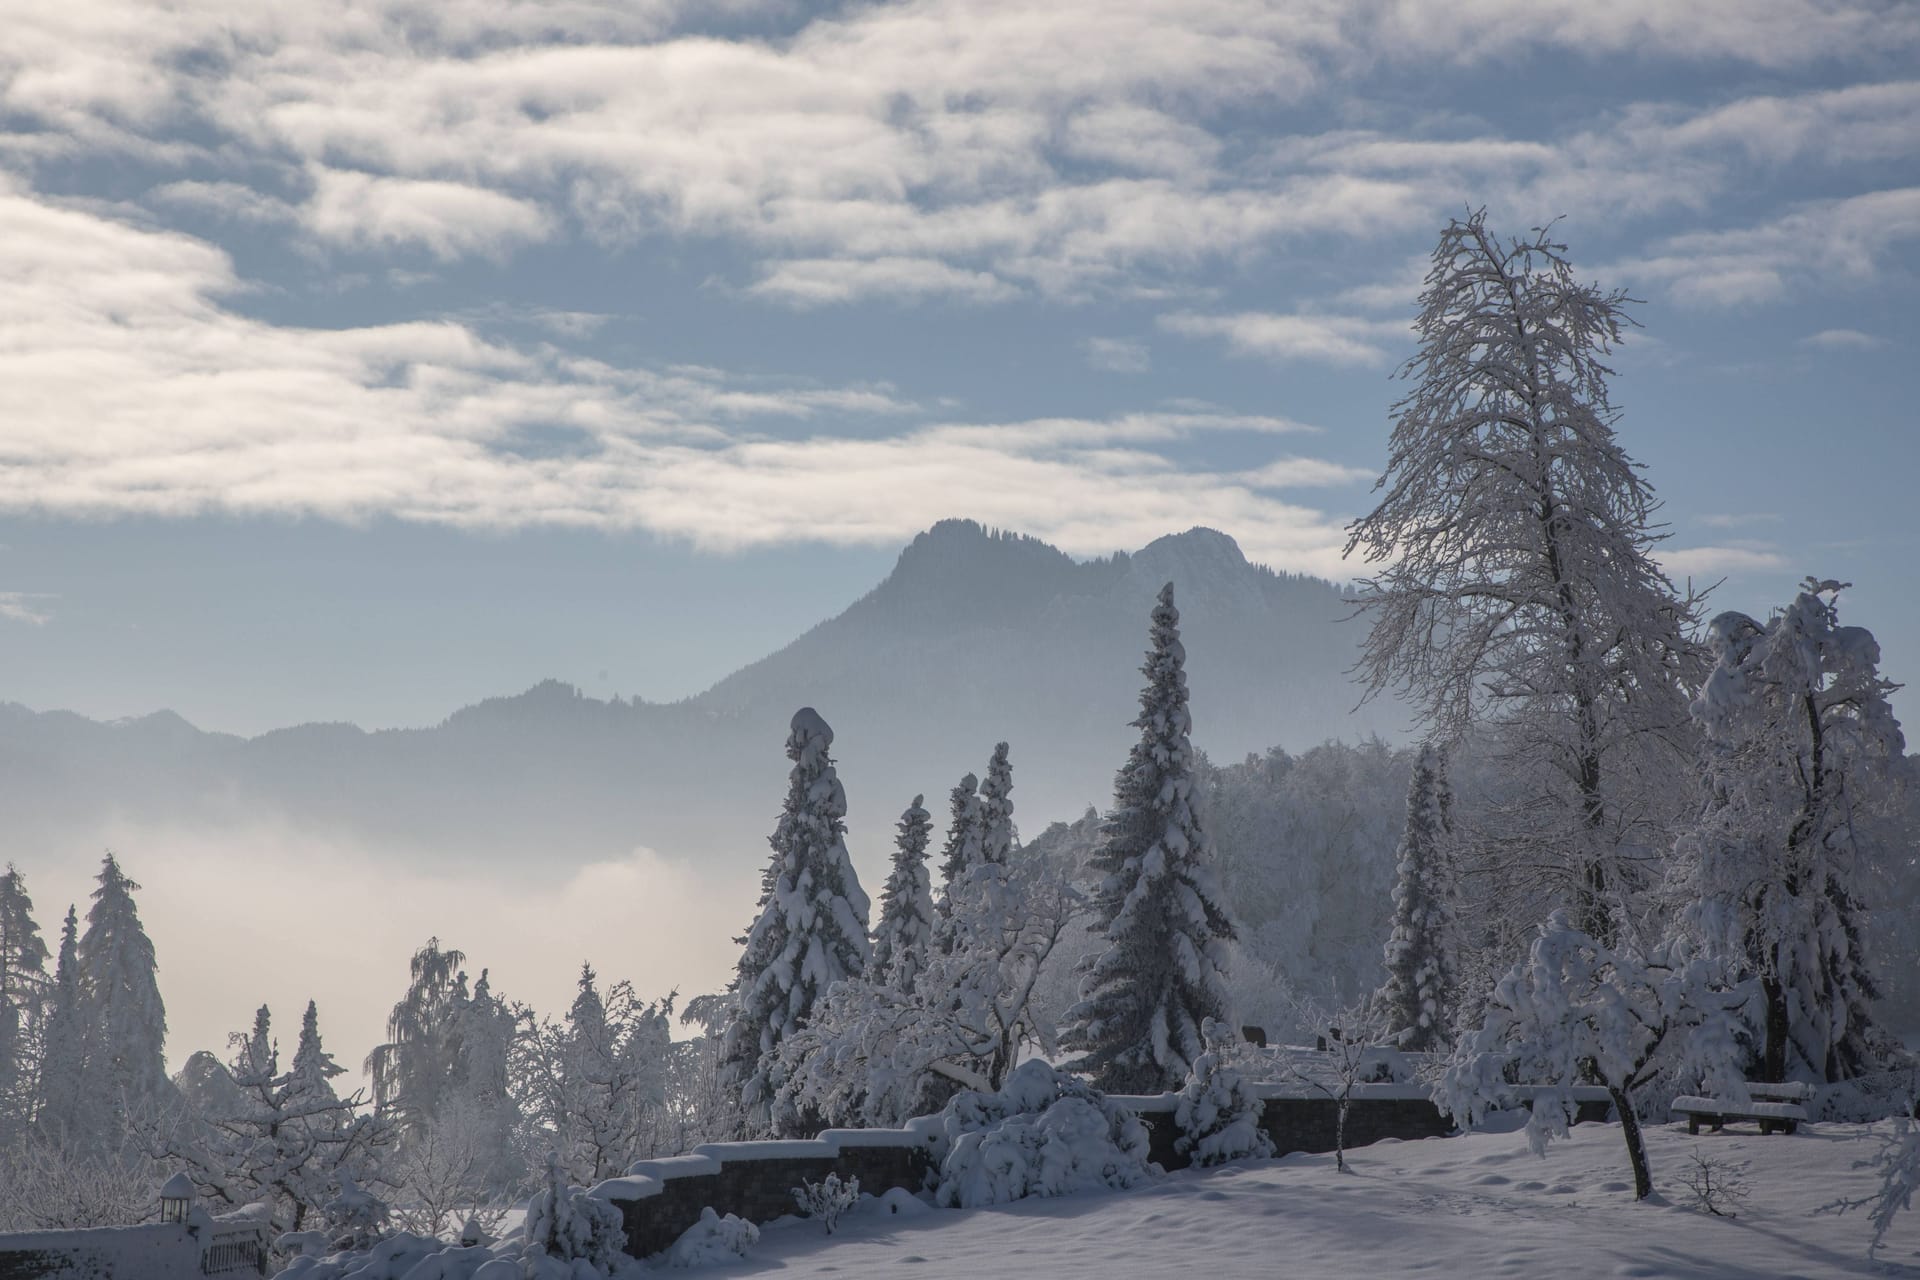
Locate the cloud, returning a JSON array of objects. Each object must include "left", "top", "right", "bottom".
[
  {"left": 305, "top": 168, "right": 554, "bottom": 261},
  {"left": 1160, "top": 310, "right": 1404, "bottom": 366},
  {"left": 0, "top": 592, "right": 53, "bottom": 625},
  {"left": 1657, "top": 544, "right": 1789, "bottom": 577},
  {"left": 27, "top": 821, "right": 752, "bottom": 1079},
  {"left": 1625, "top": 187, "right": 1920, "bottom": 308},
  {"left": 1696, "top": 512, "right": 1781, "bottom": 530},
  {"left": 1800, "top": 327, "right": 1890, "bottom": 351},
  {"left": 0, "top": 186, "right": 1362, "bottom": 576},
  {"left": 1083, "top": 337, "right": 1150, "bottom": 374},
  {"left": 748, "top": 257, "right": 1020, "bottom": 306}
]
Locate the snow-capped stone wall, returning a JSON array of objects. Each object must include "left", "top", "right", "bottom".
[{"left": 590, "top": 1127, "right": 938, "bottom": 1258}]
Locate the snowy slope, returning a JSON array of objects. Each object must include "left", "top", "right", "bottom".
[{"left": 735, "top": 1120, "right": 1918, "bottom": 1279}]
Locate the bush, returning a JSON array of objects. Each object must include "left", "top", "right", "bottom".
[
  {"left": 934, "top": 1060, "right": 1158, "bottom": 1207},
  {"left": 792, "top": 1174, "right": 860, "bottom": 1234}
]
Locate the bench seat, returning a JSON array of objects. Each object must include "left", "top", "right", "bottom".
[{"left": 1671, "top": 1095, "right": 1808, "bottom": 1135}]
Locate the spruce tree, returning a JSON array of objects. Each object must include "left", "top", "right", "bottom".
[
  {"left": 0, "top": 865, "right": 49, "bottom": 1138},
  {"left": 871, "top": 795, "right": 935, "bottom": 991},
  {"left": 937, "top": 773, "right": 983, "bottom": 889},
  {"left": 1372, "top": 744, "right": 1458, "bottom": 1052},
  {"left": 75, "top": 852, "right": 168, "bottom": 1149},
  {"left": 977, "top": 743, "right": 1015, "bottom": 867},
  {"left": 291, "top": 999, "right": 347, "bottom": 1099},
  {"left": 1061, "top": 583, "right": 1237, "bottom": 1093},
  {"left": 36, "top": 905, "right": 86, "bottom": 1144},
  {"left": 720, "top": 708, "right": 871, "bottom": 1131}
]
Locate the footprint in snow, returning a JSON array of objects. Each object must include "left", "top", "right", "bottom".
[
  {"left": 1475, "top": 1174, "right": 1511, "bottom": 1185},
  {"left": 1598, "top": 1181, "right": 1631, "bottom": 1193},
  {"left": 1197, "top": 1190, "right": 1230, "bottom": 1201}
]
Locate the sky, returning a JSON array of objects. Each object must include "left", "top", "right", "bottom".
[
  {"left": 1, "top": 0, "right": 1917, "bottom": 735},
  {"left": 3, "top": 0, "right": 1919, "bottom": 1072}
]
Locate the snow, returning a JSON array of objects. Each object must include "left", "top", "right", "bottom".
[{"left": 700, "top": 1120, "right": 1919, "bottom": 1278}]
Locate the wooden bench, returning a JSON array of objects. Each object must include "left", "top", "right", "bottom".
[{"left": 1671, "top": 1089, "right": 1809, "bottom": 1136}]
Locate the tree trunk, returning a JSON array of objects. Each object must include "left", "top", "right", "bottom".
[
  {"left": 1761, "top": 974, "right": 1789, "bottom": 1083},
  {"left": 1609, "top": 1086, "right": 1652, "bottom": 1200}
]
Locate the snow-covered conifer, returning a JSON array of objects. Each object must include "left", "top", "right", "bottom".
[
  {"left": 978, "top": 743, "right": 1015, "bottom": 867},
  {"left": 34, "top": 906, "right": 86, "bottom": 1145},
  {"left": 75, "top": 853, "right": 168, "bottom": 1149},
  {"left": 1173, "top": 1020, "right": 1273, "bottom": 1167},
  {"left": 1345, "top": 210, "right": 1702, "bottom": 943},
  {"left": 719, "top": 708, "right": 871, "bottom": 1132},
  {"left": 1061, "top": 583, "right": 1237, "bottom": 1093},
  {"left": 1372, "top": 744, "right": 1458, "bottom": 1051},
  {"left": 291, "top": 1000, "right": 346, "bottom": 1099},
  {"left": 871, "top": 795, "right": 935, "bottom": 990},
  {"left": 1671, "top": 580, "right": 1905, "bottom": 1082},
  {"left": 938, "top": 773, "right": 983, "bottom": 891},
  {"left": 0, "top": 865, "right": 49, "bottom": 1139}
]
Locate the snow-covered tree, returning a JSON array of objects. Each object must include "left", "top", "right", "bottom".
[
  {"left": 1439, "top": 910, "right": 1748, "bottom": 1200},
  {"left": 1345, "top": 210, "right": 1702, "bottom": 944},
  {"left": 1061, "top": 582, "right": 1237, "bottom": 1093},
  {"left": 163, "top": 1002, "right": 388, "bottom": 1234},
  {"left": 0, "top": 865, "right": 49, "bottom": 1139},
  {"left": 513, "top": 964, "right": 672, "bottom": 1182},
  {"left": 367, "top": 939, "right": 469, "bottom": 1138},
  {"left": 1671, "top": 580, "right": 1905, "bottom": 1082},
  {"left": 34, "top": 906, "right": 86, "bottom": 1147},
  {"left": 524, "top": 1152, "right": 625, "bottom": 1269},
  {"left": 1173, "top": 1020, "right": 1273, "bottom": 1168},
  {"left": 719, "top": 708, "right": 871, "bottom": 1133},
  {"left": 871, "top": 795, "right": 935, "bottom": 991},
  {"left": 776, "top": 843, "right": 1078, "bottom": 1128},
  {"left": 978, "top": 743, "right": 1015, "bottom": 867},
  {"left": 1372, "top": 744, "right": 1458, "bottom": 1051},
  {"left": 937, "top": 773, "right": 983, "bottom": 892},
  {"left": 74, "top": 853, "right": 169, "bottom": 1151}
]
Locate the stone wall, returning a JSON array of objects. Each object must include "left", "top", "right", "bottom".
[
  {"left": 0, "top": 1218, "right": 269, "bottom": 1280},
  {"left": 592, "top": 1130, "right": 938, "bottom": 1259},
  {"left": 593, "top": 1086, "right": 1616, "bottom": 1259}
]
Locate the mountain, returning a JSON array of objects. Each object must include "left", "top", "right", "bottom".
[{"left": 0, "top": 521, "right": 1406, "bottom": 878}]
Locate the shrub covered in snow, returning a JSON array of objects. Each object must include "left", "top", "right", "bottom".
[
  {"left": 661, "top": 1207, "right": 759, "bottom": 1268},
  {"left": 1173, "top": 1022, "right": 1274, "bottom": 1167},
  {"left": 525, "top": 1154, "right": 626, "bottom": 1270},
  {"left": 791, "top": 1173, "right": 859, "bottom": 1233},
  {"left": 934, "top": 1060, "right": 1157, "bottom": 1207}
]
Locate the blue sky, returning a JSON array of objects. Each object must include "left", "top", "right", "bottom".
[{"left": 2, "top": 0, "right": 1917, "bottom": 735}]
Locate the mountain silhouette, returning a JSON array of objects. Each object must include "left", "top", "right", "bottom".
[{"left": 0, "top": 520, "right": 1406, "bottom": 877}]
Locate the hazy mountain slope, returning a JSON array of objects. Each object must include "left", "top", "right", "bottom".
[{"left": 0, "top": 521, "right": 1405, "bottom": 876}]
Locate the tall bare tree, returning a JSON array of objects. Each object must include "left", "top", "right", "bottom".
[{"left": 1346, "top": 210, "right": 1701, "bottom": 943}]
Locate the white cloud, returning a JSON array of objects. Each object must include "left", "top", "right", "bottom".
[
  {"left": 0, "top": 592, "right": 53, "bottom": 625},
  {"left": 1657, "top": 545, "right": 1789, "bottom": 577},
  {"left": 1083, "top": 337, "right": 1150, "bottom": 374},
  {"left": 305, "top": 168, "right": 554, "bottom": 261},
  {"left": 748, "top": 257, "right": 1019, "bottom": 306},
  {"left": 1696, "top": 512, "right": 1781, "bottom": 530},
  {"left": 0, "top": 186, "right": 1361, "bottom": 576},
  {"left": 27, "top": 821, "right": 752, "bottom": 1079},
  {"left": 1160, "top": 310, "right": 1404, "bottom": 366},
  {"left": 1626, "top": 187, "right": 1920, "bottom": 308},
  {"left": 1800, "top": 327, "right": 1890, "bottom": 351}
]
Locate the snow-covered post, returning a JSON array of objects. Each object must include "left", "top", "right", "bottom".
[
  {"left": 158, "top": 1171, "right": 193, "bottom": 1224},
  {"left": 1438, "top": 911, "right": 1747, "bottom": 1200},
  {"left": 1062, "top": 583, "right": 1237, "bottom": 1093}
]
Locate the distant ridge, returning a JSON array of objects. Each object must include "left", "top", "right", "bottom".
[{"left": 0, "top": 521, "right": 1405, "bottom": 876}]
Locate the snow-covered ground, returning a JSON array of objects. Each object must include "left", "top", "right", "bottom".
[{"left": 730, "top": 1119, "right": 1918, "bottom": 1278}]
